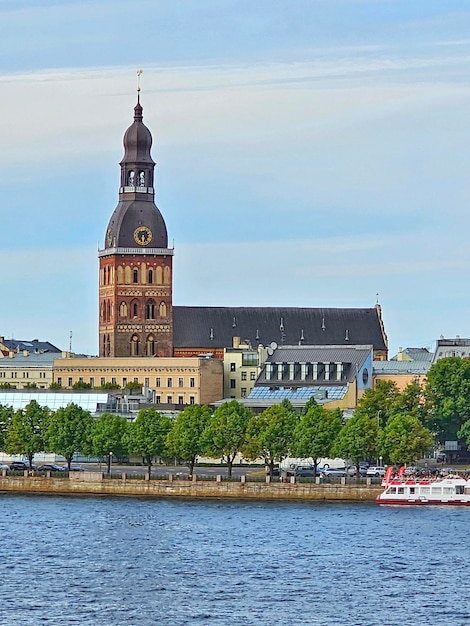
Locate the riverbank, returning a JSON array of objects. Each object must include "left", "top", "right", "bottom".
[{"left": 0, "top": 472, "right": 382, "bottom": 501}]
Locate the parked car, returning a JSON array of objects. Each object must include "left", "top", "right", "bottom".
[
  {"left": 37, "top": 464, "right": 66, "bottom": 473},
  {"left": 294, "top": 466, "right": 316, "bottom": 478},
  {"left": 347, "top": 465, "right": 369, "bottom": 477},
  {"left": 67, "top": 463, "right": 85, "bottom": 472},
  {"left": 9, "top": 461, "right": 37, "bottom": 471},
  {"left": 366, "top": 466, "right": 386, "bottom": 477},
  {"left": 265, "top": 465, "right": 280, "bottom": 476},
  {"left": 321, "top": 467, "right": 347, "bottom": 478},
  {"left": 0, "top": 463, "right": 9, "bottom": 471}
]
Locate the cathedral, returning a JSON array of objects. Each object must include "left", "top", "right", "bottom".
[{"left": 98, "top": 93, "right": 388, "bottom": 362}]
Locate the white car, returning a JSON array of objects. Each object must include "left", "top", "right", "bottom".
[{"left": 366, "top": 466, "right": 386, "bottom": 477}]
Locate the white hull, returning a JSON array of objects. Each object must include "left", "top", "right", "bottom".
[{"left": 377, "top": 476, "right": 470, "bottom": 506}]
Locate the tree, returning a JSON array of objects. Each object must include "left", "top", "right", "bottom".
[
  {"left": 243, "top": 403, "right": 299, "bottom": 476},
  {"left": 0, "top": 404, "right": 14, "bottom": 451},
  {"left": 354, "top": 380, "right": 401, "bottom": 428},
  {"left": 90, "top": 413, "right": 129, "bottom": 473},
  {"left": 49, "top": 382, "right": 62, "bottom": 390},
  {"left": 292, "top": 405, "right": 343, "bottom": 475},
  {"left": 202, "top": 400, "right": 252, "bottom": 477},
  {"left": 126, "top": 408, "right": 172, "bottom": 473},
  {"left": 378, "top": 413, "right": 433, "bottom": 465},
  {"left": 24, "top": 382, "right": 38, "bottom": 389},
  {"left": 124, "top": 381, "right": 142, "bottom": 393},
  {"left": 46, "top": 403, "right": 94, "bottom": 470},
  {"left": 390, "top": 380, "right": 427, "bottom": 424},
  {"left": 332, "top": 413, "right": 378, "bottom": 469},
  {"left": 425, "top": 357, "right": 470, "bottom": 444},
  {"left": 98, "top": 382, "right": 121, "bottom": 390},
  {"left": 5, "top": 400, "right": 50, "bottom": 467},
  {"left": 72, "top": 381, "right": 93, "bottom": 390},
  {"left": 166, "top": 404, "right": 212, "bottom": 476}
]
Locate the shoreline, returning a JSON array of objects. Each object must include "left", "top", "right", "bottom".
[{"left": 0, "top": 472, "right": 382, "bottom": 502}]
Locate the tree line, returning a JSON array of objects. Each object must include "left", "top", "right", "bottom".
[{"left": 1, "top": 357, "right": 470, "bottom": 475}]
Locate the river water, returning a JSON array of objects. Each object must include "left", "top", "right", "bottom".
[{"left": 1, "top": 494, "right": 468, "bottom": 625}]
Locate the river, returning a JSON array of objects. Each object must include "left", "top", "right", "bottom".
[{"left": 0, "top": 494, "right": 468, "bottom": 625}]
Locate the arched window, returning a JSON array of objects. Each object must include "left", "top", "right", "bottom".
[
  {"left": 102, "top": 334, "right": 106, "bottom": 356},
  {"left": 131, "top": 335, "right": 140, "bottom": 356},
  {"left": 132, "top": 301, "right": 138, "bottom": 318},
  {"left": 147, "top": 335, "right": 155, "bottom": 356},
  {"left": 133, "top": 268, "right": 138, "bottom": 284},
  {"left": 156, "top": 266, "right": 163, "bottom": 285},
  {"left": 159, "top": 301, "right": 167, "bottom": 317},
  {"left": 106, "top": 334, "right": 111, "bottom": 357},
  {"left": 146, "top": 300, "right": 156, "bottom": 320},
  {"left": 106, "top": 301, "right": 111, "bottom": 322},
  {"left": 164, "top": 266, "right": 171, "bottom": 285},
  {"left": 148, "top": 269, "right": 153, "bottom": 284},
  {"left": 119, "top": 302, "right": 128, "bottom": 318},
  {"left": 138, "top": 171, "right": 145, "bottom": 187},
  {"left": 117, "top": 266, "right": 124, "bottom": 284},
  {"left": 100, "top": 302, "right": 104, "bottom": 322},
  {"left": 128, "top": 170, "right": 135, "bottom": 187},
  {"left": 124, "top": 266, "right": 131, "bottom": 284}
]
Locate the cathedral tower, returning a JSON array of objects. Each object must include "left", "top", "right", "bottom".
[{"left": 98, "top": 93, "right": 173, "bottom": 357}]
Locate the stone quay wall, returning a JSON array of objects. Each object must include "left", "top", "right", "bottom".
[{"left": 0, "top": 472, "right": 382, "bottom": 502}]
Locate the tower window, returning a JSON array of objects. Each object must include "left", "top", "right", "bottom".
[
  {"left": 132, "top": 302, "right": 138, "bottom": 317},
  {"left": 133, "top": 269, "right": 138, "bottom": 284},
  {"left": 138, "top": 171, "right": 145, "bottom": 187},
  {"left": 159, "top": 302, "right": 167, "bottom": 317},
  {"left": 128, "top": 170, "right": 135, "bottom": 187},
  {"left": 146, "top": 300, "right": 156, "bottom": 320},
  {"left": 148, "top": 269, "right": 153, "bottom": 284},
  {"left": 131, "top": 335, "right": 139, "bottom": 356}
]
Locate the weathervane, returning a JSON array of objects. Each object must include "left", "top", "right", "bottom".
[{"left": 137, "top": 69, "right": 143, "bottom": 93}]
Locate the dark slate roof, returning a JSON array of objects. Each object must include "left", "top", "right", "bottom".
[
  {"left": 1, "top": 339, "right": 62, "bottom": 353},
  {"left": 390, "top": 347, "right": 432, "bottom": 363},
  {"left": 257, "top": 345, "right": 372, "bottom": 385},
  {"left": 173, "top": 307, "right": 387, "bottom": 351}
]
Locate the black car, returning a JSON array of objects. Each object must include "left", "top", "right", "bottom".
[
  {"left": 37, "top": 464, "right": 66, "bottom": 473},
  {"left": 9, "top": 461, "right": 37, "bottom": 471}
]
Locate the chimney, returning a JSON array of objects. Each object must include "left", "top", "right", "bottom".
[{"left": 232, "top": 336, "right": 240, "bottom": 349}]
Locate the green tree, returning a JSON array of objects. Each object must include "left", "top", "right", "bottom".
[
  {"left": 126, "top": 408, "right": 172, "bottom": 473},
  {"left": 124, "top": 381, "right": 143, "bottom": 393},
  {"left": 98, "top": 382, "right": 121, "bottom": 390},
  {"left": 202, "top": 400, "right": 252, "bottom": 477},
  {"left": 90, "top": 413, "right": 129, "bottom": 473},
  {"left": 46, "top": 403, "right": 94, "bottom": 470},
  {"left": 0, "top": 382, "right": 14, "bottom": 389},
  {"left": 72, "top": 381, "right": 93, "bottom": 390},
  {"left": 354, "top": 380, "right": 401, "bottom": 428},
  {"left": 243, "top": 403, "right": 299, "bottom": 476},
  {"left": 24, "top": 382, "right": 38, "bottom": 389},
  {"left": 166, "top": 404, "right": 212, "bottom": 476},
  {"left": 332, "top": 413, "right": 378, "bottom": 469},
  {"left": 49, "top": 382, "right": 62, "bottom": 390},
  {"left": 378, "top": 413, "right": 433, "bottom": 465},
  {"left": 425, "top": 357, "right": 470, "bottom": 444},
  {"left": 5, "top": 400, "right": 50, "bottom": 467},
  {"left": 390, "top": 380, "right": 427, "bottom": 423},
  {"left": 0, "top": 404, "right": 14, "bottom": 451},
  {"left": 292, "top": 405, "right": 343, "bottom": 476}
]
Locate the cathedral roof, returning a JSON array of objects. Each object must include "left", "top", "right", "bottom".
[{"left": 173, "top": 306, "right": 388, "bottom": 353}]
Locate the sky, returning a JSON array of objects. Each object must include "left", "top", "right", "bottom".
[{"left": 2, "top": 0, "right": 470, "bottom": 357}]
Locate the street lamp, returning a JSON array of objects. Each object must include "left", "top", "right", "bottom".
[{"left": 109, "top": 451, "right": 113, "bottom": 475}]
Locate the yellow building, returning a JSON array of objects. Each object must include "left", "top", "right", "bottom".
[
  {"left": 223, "top": 339, "right": 268, "bottom": 399},
  {"left": 53, "top": 356, "right": 223, "bottom": 406}
]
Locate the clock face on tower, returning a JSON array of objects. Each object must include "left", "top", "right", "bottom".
[{"left": 134, "top": 226, "right": 153, "bottom": 246}]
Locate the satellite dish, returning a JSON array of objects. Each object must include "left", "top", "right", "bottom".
[
  {"left": 267, "top": 348, "right": 274, "bottom": 356},
  {"left": 270, "top": 342, "right": 278, "bottom": 350}
]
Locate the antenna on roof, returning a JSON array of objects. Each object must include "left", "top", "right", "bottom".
[
  {"left": 321, "top": 317, "right": 326, "bottom": 331},
  {"left": 69, "top": 331, "right": 73, "bottom": 353},
  {"left": 232, "top": 316, "right": 237, "bottom": 328},
  {"left": 376, "top": 292, "right": 380, "bottom": 305},
  {"left": 255, "top": 329, "right": 260, "bottom": 340}
]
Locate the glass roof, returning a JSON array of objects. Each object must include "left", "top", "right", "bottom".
[
  {"left": 247, "top": 386, "right": 347, "bottom": 401},
  {"left": 0, "top": 392, "right": 111, "bottom": 412}
]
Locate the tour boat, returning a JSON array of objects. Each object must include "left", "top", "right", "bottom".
[{"left": 377, "top": 467, "right": 470, "bottom": 506}]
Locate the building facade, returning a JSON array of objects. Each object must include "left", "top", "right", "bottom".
[{"left": 53, "top": 356, "right": 223, "bottom": 406}]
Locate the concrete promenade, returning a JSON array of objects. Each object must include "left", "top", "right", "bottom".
[{"left": 0, "top": 472, "right": 382, "bottom": 502}]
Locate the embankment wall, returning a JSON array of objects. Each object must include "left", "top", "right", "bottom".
[{"left": 0, "top": 473, "right": 382, "bottom": 501}]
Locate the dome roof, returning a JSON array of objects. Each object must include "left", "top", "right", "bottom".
[
  {"left": 120, "top": 99, "right": 155, "bottom": 165},
  {"left": 105, "top": 200, "right": 168, "bottom": 249}
]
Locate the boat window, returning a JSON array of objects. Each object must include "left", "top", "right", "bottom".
[
  {"left": 456, "top": 485, "right": 464, "bottom": 494},
  {"left": 420, "top": 486, "right": 430, "bottom": 494},
  {"left": 443, "top": 487, "right": 453, "bottom": 494},
  {"left": 387, "top": 487, "right": 396, "bottom": 494},
  {"left": 398, "top": 487, "right": 404, "bottom": 494},
  {"left": 431, "top": 487, "right": 442, "bottom": 494},
  {"left": 409, "top": 487, "right": 415, "bottom": 494}
]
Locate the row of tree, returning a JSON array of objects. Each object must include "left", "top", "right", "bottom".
[{"left": 1, "top": 357, "right": 470, "bottom": 475}]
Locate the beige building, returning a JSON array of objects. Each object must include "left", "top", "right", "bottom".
[
  {"left": 0, "top": 351, "right": 57, "bottom": 389},
  {"left": 53, "top": 356, "right": 223, "bottom": 406},
  {"left": 223, "top": 340, "right": 268, "bottom": 399}
]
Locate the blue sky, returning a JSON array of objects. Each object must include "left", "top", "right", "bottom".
[{"left": 2, "top": 0, "right": 470, "bottom": 356}]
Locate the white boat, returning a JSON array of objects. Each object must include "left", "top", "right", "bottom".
[{"left": 376, "top": 474, "right": 470, "bottom": 506}]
